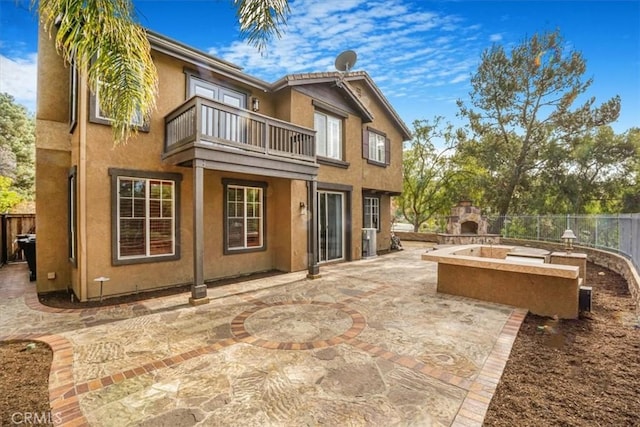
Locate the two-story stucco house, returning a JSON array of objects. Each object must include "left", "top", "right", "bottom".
[{"left": 35, "top": 27, "right": 410, "bottom": 302}]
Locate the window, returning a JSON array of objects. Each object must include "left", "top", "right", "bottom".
[
  {"left": 224, "top": 180, "right": 267, "bottom": 253},
  {"left": 109, "top": 169, "right": 182, "bottom": 265},
  {"left": 363, "top": 127, "right": 390, "bottom": 166},
  {"left": 69, "top": 62, "right": 78, "bottom": 132},
  {"left": 369, "top": 132, "right": 386, "bottom": 163},
  {"left": 68, "top": 167, "right": 77, "bottom": 265},
  {"left": 314, "top": 112, "right": 342, "bottom": 160},
  {"left": 364, "top": 196, "right": 380, "bottom": 231},
  {"left": 90, "top": 81, "right": 147, "bottom": 129}
]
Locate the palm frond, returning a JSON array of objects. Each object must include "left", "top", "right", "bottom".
[
  {"left": 37, "top": 0, "right": 158, "bottom": 144},
  {"left": 234, "top": 0, "right": 289, "bottom": 51}
]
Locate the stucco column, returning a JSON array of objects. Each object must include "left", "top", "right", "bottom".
[
  {"left": 190, "top": 160, "right": 209, "bottom": 305},
  {"left": 307, "top": 180, "right": 320, "bottom": 278}
]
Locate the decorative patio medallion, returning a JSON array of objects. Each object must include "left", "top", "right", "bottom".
[{"left": 231, "top": 301, "right": 365, "bottom": 350}]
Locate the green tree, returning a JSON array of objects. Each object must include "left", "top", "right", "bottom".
[
  {"left": 544, "top": 126, "right": 638, "bottom": 213},
  {"left": 619, "top": 128, "right": 640, "bottom": 212},
  {"left": 396, "top": 118, "right": 473, "bottom": 231},
  {"left": 0, "top": 93, "right": 35, "bottom": 199},
  {"left": 35, "top": 0, "right": 289, "bottom": 144},
  {"left": 0, "top": 177, "right": 22, "bottom": 213},
  {"left": 457, "top": 29, "right": 620, "bottom": 217}
]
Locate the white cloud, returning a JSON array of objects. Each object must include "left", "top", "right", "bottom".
[
  {"left": 0, "top": 53, "right": 37, "bottom": 113},
  {"left": 489, "top": 33, "right": 503, "bottom": 42},
  {"left": 449, "top": 74, "right": 468, "bottom": 84},
  {"left": 207, "top": 0, "right": 490, "bottom": 114}
]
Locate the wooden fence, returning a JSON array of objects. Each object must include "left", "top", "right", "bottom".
[{"left": 1, "top": 214, "right": 36, "bottom": 265}]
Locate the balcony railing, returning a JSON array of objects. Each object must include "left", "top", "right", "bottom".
[{"left": 165, "top": 96, "right": 316, "bottom": 163}]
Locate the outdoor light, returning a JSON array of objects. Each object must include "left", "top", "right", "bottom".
[
  {"left": 561, "top": 229, "right": 577, "bottom": 253},
  {"left": 252, "top": 97, "right": 260, "bottom": 112},
  {"left": 299, "top": 201, "right": 306, "bottom": 215}
]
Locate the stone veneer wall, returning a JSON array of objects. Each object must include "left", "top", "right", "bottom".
[
  {"left": 503, "top": 238, "right": 640, "bottom": 313},
  {"left": 393, "top": 232, "right": 439, "bottom": 242}
]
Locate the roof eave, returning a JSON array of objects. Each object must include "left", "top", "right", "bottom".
[{"left": 146, "top": 30, "right": 271, "bottom": 92}]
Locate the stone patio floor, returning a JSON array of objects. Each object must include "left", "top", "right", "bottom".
[{"left": 0, "top": 242, "right": 526, "bottom": 426}]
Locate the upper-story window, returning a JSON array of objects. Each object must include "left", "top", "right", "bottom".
[
  {"left": 187, "top": 76, "right": 247, "bottom": 108},
  {"left": 69, "top": 62, "right": 78, "bottom": 132},
  {"left": 363, "top": 127, "right": 390, "bottom": 167},
  {"left": 369, "top": 132, "right": 386, "bottom": 163},
  {"left": 314, "top": 111, "right": 342, "bottom": 160},
  {"left": 187, "top": 75, "right": 248, "bottom": 144},
  {"left": 90, "top": 81, "right": 147, "bottom": 129}
]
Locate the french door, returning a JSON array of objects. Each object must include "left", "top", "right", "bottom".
[
  {"left": 318, "top": 191, "right": 345, "bottom": 263},
  {"left": 188, "top": 77, "right": 247, "bottom": 143}
]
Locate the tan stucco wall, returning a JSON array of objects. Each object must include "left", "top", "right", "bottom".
[
  {"left": 35, "top": 25, "right": 73, "bottom": 293},
  {"left": 36, "top": 27, "right": 69, "bottom": 124},
  {"left": 286, "top": 85, "right": 404, "bottom": 257},
  {"left": 550, "top": 252, "right": 587, "bottom": 280},
  {"left": 35, "top": 145, "right": 71, "bottom": 292},
  {"left": 68, "top": 51, "right": 311, "bottom": 300},
  {"left": 36, "top": 32, "right": 407, "bottom": 299},
  {"left": 437, "top": 263, "right": 580, "bottom": 319},
  {"left": 423, "top": 246, "right": 580, "bottom": 319}
]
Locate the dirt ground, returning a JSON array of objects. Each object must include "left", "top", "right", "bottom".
[
  {"left": 485, "top": 263, "right": 640, "bottom": 426},
  {"left": 0, "top": 341, "right": 53, "bottom": 426},
  {"left": 1, "top": 263, "right": 638, "bottom": 425}
]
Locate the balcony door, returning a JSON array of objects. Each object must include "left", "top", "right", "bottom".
[
  {"left": 318, "top": 191, "right": 345, "bottom": 263},
  {"left": 188, "top": 77, "right": 247, "bottom": 143}
]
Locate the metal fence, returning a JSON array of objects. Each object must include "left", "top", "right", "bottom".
[{"left": 485, "top": 214, "right": 640, "bottom": 272}]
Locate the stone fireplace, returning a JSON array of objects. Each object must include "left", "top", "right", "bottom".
[{"left": 438, "top": 200, "right": 500, "bottom": 245}]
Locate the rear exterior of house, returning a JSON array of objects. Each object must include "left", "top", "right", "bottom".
[{"left": 35, "top": 28, "right": 411, "bottom": 302}]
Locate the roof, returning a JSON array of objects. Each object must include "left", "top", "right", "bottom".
[
  {"left": 145, "top": 30, "right": 411, "bottom": 141},
  {"left": 273, "top": 71, "right": 412, "bottom": 140}
]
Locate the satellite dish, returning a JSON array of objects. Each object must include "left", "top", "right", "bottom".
[{"left": 335, "top": 50, "right": 357, "bottom": 73}]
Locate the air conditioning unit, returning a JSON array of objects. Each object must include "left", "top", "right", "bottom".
[{"left": 362, "top": 228, "right": 377, "bottom": 258}]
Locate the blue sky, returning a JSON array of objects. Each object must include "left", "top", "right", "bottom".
[{"left": 1, "top": 0, "right": 639, "bottom": 134}]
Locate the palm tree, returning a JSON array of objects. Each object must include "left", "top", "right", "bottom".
[{"left": 36, "top": 0, "right": 289, "bottom": 144}]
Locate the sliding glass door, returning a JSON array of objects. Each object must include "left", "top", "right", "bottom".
[{"left": 318, "top": 191, "right": 345, "bottom": 263}]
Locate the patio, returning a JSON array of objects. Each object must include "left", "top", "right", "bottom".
[{"left": 0, "top": 242, "right": 525, "bottom": 426}]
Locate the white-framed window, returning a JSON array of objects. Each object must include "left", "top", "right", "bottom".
[
  {"left": 363, "top": 127, "right": 390, "bottom": 167},
  {"left": 314, "top": 111, "right": 342, "bottom": 160},
  {"left": 364, "top": 196, "right": 380, "bottom": 230},
  {"left": 109, "top": 169, "right": 182, "bottom": 265},
  {"left": 369, "top": 131, "right": 386, "bottom": 164},
  {"left": 90, "top": 81, "right": 146, "bottom": 128},
  {"left": 225, "top": 182, "right": 265, "bottom": 252}
]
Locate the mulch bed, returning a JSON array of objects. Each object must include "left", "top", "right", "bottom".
[
  {"left": 484, "top": 262, "right": 640, "bottom": 426},
  {"left": 0, "top": 341, "right": 54, "bottom": 426}
]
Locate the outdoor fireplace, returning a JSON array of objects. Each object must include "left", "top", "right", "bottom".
[
  {"left": 438, "top": 200, "right": 500, "bottom": 245},
  {"left": 460, "top": 221, "right": 478, "bottom": 235}
]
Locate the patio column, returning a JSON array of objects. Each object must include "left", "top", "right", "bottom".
[
  {"left": 307, "top": 180, "right": 320, "bottom": 278},
  {"left": 190, "top": 160, "right": 209, "bottom": 305}
]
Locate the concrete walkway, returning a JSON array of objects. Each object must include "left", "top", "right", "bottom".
[{"left": 1, "top": 242, "right": 526, "bottom": 427}]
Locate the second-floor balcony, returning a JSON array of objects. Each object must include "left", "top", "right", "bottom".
[{"left": 164, "top": 96, "right": 318, "bottom": 181}]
